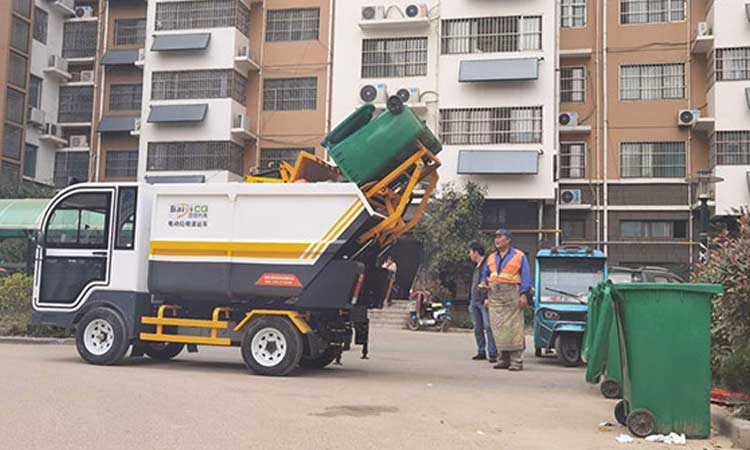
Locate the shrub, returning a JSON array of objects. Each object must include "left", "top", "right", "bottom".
[{"left": 0, "top": 273, "right": 33, "bottom": 314}]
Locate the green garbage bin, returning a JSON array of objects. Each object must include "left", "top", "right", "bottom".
[
  {"left": 610, "top": 283, "right": 723, "bottom": 439},
  {"left": 583, "top": 283, "right": 623, "bottom": 399},
  {"left": 322, "top": 104, "right": 442, "bottom": 185}
]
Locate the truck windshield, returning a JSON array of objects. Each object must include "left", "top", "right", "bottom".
[{"left": 538, "top": 258, "right": 605, "bottom": 304}]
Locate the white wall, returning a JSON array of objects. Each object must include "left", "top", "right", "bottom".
[{"left": 714, "top": 165, "right": 750, "bottom": 214}]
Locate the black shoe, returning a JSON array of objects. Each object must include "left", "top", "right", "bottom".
[
  {"left": 488, "top": 356, "right": 498, "bottom": 363},
  {"left": 493, "top": 360, "right": 511, "bottom": 369},
  {"left": 472, "top": 353, "right": 486, "bottom": 360}
]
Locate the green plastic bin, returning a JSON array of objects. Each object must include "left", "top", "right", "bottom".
[
  {"left": 322, "top": 104, "right": 442, "bottom": 185},
  {"left": 583, "top": 284, "right": 623, "bottom": 399},
  {"left": 610, "top": 283, "right": 723, "bottom": 438}
]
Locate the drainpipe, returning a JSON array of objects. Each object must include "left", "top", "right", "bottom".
[
  {"left": 554, "top": 0, "right": 561, "bottom": 247},
  {"left": 255, "top": 1, "right": 267, "bottom": 168},
  {"left": 602, "top": 0, "right": 609, "bottom": 256},
  {"left": 686, "top": 2, "right": 694, "bottom": 267},
  {"left": 594, "top": 0, "right": 602, "bottom": 248},
  {"left": 94, "top": 1, "right": 110, "bottom": 182},
  {"left": 323, "top": 0, "right": 335, "bottom": 161}
]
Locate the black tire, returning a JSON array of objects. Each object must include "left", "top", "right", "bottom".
[
  {"left": 600, "top": 379, "right": 623, "bottom": 399},
  {"left": 614, "top": 400, "right": 628, "bottom": 426},
  {"left": 386, "top": 95, "right": 404, "bottom": 115},
  {"left": 406, "top": 316, "right": 420, "bottom": 331},
  {"left": 555, "top": 333, "right": 583, "bottom": 367},
  {"left": 627, "top": 409, "right": 657, "bottom": 438},
  {"left": 241, "top": 316, "right": 303, "bottom": 376},
  {"left": 75, "top": 307, "right": 130, "bottom": 365},
  {"left": 299, "top": 347, "right": 338, "bottom": 369},
  {"left": 144, "top": 342, "right": 185, "bottom": 361},
  {"left": 439, "top": 318, "right": 451, "bottom": 332},
  {"left": 535, "top": 348, "right": 543, "bottom": 358}
]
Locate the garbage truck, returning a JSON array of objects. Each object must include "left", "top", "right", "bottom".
[{"left": 31, "top": 100, "right": 441, "bottom": 376}]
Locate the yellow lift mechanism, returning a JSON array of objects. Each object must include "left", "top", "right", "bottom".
[{"left": 139, "top": 304, "right": 312, "bottom": 347}]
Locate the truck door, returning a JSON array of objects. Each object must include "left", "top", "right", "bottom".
[{"left": 33, "top": 188, "right": 115, "bottom": 309}]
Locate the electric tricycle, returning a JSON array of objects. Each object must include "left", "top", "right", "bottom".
[{"left": 533, "top": 246, "right": 607, "bottom": 366}]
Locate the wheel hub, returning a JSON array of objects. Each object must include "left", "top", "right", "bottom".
[
  {"left": 251, "top": 328, "right": 288, "bottom": 368},
  {"left": 83, "top": 319, "right": 115, "bottom": 356}
]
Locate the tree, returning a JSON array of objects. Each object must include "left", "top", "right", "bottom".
[{"left": 415, "top": 181, "right": 486, "bottom": 296}]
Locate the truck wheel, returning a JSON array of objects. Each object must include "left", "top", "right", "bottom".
[
  {"left": 241, "top": 316, "right": 303, "bottom": 376},
  {"left": 144, "top": 342, "right": 185, "bottom": 361},
  {"left": 299, "top": 347, "right": 338, "bottom": 369},
  {"left": 555, "top": 333, "right": 583, "bottom": 367},
  {"left": 600, "top": 379, "right": 623, "bottom": 399},
  {"left": 75, "top": 307, "right": 130, "bottom": 365}
]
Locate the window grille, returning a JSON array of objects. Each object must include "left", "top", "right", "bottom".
[
  {"left": 263, "top": 77, "right": 317, "bottom": 111},
  {"left": 560, "top": 67, "right": 585, "bottom": 102},
  {"left": 620, "top": 0, "right": 685, "bottom": 24},
  {"left": 147, "top": 141, "right": 244, "bottom": 174},
  {"left": 155, "top": 0, "right": 250, "bottom": 36},
  {"left": 620, "top": 63, "right": 685, "bottom": 100},
  {"left": 33, "top": 7, "right": 48, "bottom": 44},
  {"left": 361, "top": 37, "right": 427, "bottom": 78},
  {"left": 441, "top": 16, "right": 542, "bottom": 55},
  {"left": 5, "top": 88, "right": 25, "bottom": 125},
  {"left": 105, "top": 150, "right": 138, "bottom": 178},
  {"left": 713, "top": 47, "right": 750, "bottom": 82},
  {"left": 621, "top": 142, "right": 685, "bottom": 177},
  {"left": 23, "top": 144, "right": 36, "bottom": 178},
  {"left": 711, "top": 131, "right": 750, "bottom": 165},
  {"left": 561, "top": 0, "right": 586, "bottom": 28},
  {"left": 62, "top": 21, "right": 98, "bottom": 58},
  {"left": 13, "top": 0, "right": 31, "bottom": 18},
  {"left": 11, "top": 16, "right": 30, "bottom": 54},
  {"left": 620, "top": 220, "right": 687, "bottom": 239},
  {"left": 439, "top": 107, "right": 543, "bottom": 145},
  {"left": 2, "top": 123, "right": 23, "bottom": 160},
  {"left": 54, "top": 151, "right": 89, "bottom": 187},
  {"left": 259, "top": 148, "right": 314, "bottom": 169},
  {"left": 58, "top": 86, "right": 94, "bottom": 123},
  {"left": 152, "top": 70, "right": 247, "bottom": 104},
  {"left": 7, "top": 52, "right": 27, "bottom": 89},
  {"left": 114, "top": 18, "right": 146, "bottom": 46},
  {"left": 266, "top": 8, "right": 320, "bottom": 42},
  {"left": 560, "top": 142, "right": 586, "bottom": 178},
  {"left": 109, "top": 84, "right": 143, "bottom": 111}
]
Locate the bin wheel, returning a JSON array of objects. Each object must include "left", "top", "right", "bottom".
[
  {"left": 386, "top": 95, "right": 404, "bottom": 115},
  {"left": 299, "top": 347, "right": 338, "bottom": 369},
  {"left": 614, "top": 400, "right": 628, "bottom": 426},
  {"left": 555, "top": 333, "right": 583, "bottom": 367},
  {"left": 75, "top": 307, "right": 130, "bottom": 366},
  {"left": 600, "top": 379, "right": 623, "bottom": 399},
  {"left": 241, "top": 315, "right": 303, "bottom": 376},
  {"left": 144, "top": 342, "right": 185, "bottom": 361},
  {"left": 627, "top": 409, "right": 657, "bottom": 438}
]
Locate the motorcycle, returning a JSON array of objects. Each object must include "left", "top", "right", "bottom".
[{"left": 407, "top": 290, "right": 452, "bottom": 332}]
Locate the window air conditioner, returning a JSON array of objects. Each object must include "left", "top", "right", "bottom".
[
  {"left": 560, "top": 189, "right": 582, "bottom": 205},
  {"left": 395, "top": 87, "right": 420, "bottom": 105},
  {"left": 69, "top": 135, "right": 88, "bottom": 148},
  {"left": 359, "top": 83, "right": 388, "bottom": 104},
  {"left": 559, "top": 112, "right": 579, "bottom": 127},
  {"left": 74, "top": 6, "right": 94, "bottom": 18},
  {"left": 696, "top": 22, "right": 710, "bottom": 37},
  {"left": 28, "top": 107, "right": 45, "bottom": 126},
  {"left": 361, "top": 6, "right": 385, "bottom": 21},
  {"left": 79, "top": 70, "right": 95, "bottom": 83},
  {"left": 677, "top": 109, "right": 699, "bottom": 127},
  {"left": 405, "top": 4, "right": 428, "bottom": 18}
]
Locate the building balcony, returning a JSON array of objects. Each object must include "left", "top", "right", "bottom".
[
  {"left": 39, "top": 124, "right": 68, "bottom": 147},
  {"left": 144, "top": 98, "right": 250, "bottom": 144},
  {"left": 43, "top": 56, "right": 72, "bottom": 81}
]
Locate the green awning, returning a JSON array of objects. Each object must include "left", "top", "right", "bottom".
[{"left": 0, "top": 199, "right": 51, "bottom": 238}]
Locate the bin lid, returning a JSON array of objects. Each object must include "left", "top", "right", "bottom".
[{"left": 611, "top": 283, "right": 724, "bottom": 295}]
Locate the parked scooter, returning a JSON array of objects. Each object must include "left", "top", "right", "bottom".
[{"left": 407, "top": 290, "right": 452, "bottom": 332}]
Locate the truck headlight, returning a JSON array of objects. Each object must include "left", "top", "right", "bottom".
[{"left": 542, "top": 310, "right": 560, "bottom": 321}]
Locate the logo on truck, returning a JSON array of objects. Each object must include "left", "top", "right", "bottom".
[{"left": 168, "top": 203, "right": 209, "bottom": 228}]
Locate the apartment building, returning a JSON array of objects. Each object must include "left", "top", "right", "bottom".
[
  {"left": 331, "top": 0, "right": 559, "bottom": 259},
  {"left": 558, "top": 0, "right": 713, "bottom": 275},
  {"left": 698, "top": 1, "right": 750, "bottom": 221}
]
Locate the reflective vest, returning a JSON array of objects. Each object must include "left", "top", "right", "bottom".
[{"left": 487, "top": 249, "right": 524, "bottom": 285}]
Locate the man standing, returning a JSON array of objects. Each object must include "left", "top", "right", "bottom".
[
  {"left": 481, "top": 229, "right": 532, "bottom": 371},
  {"left": 468, "top": 243, "right": 497, "bottom": 363}
]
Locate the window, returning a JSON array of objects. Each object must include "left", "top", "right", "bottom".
[
  {"left": 45, "top": 192, "right": 110, "bottom": 248},
  {"left": 560, "top": 67, "right": 585, "bottom": 102},
  {"left": 33, "top": 7, "right": 48, "bottom": 44},
  {"left": 266, "top": 8, "right": 320, "bottom": 42},
  {"left": 620, "top": 0, "right": 685, "bottom": 24},
  {"left": 712, "top": 131, "right": 750, "bottom": 165},
  {"left": 5, "top": 88, "right": 26, "bottom": 125},
  {"left": 481, "top": 205, "right": 507, "bottom": 228},
  {"left": 8, "top": 52, "right": 27, "bottom": 89},
  {"left": 620, "top": 63, "right": 685, "bottom": 100},
  {"left": 147, "top": 141, "right": 244, "bottom": 174},
  {"left": 1, "top": 162, "right": 20, "bottom": 183},
  {"left": 621, "top": 142, "right": 685, "bottom": 178},
  {"left": 259, "top": 148, "right": 314, "bottom": 169},
  {"left": 105, "top": 150, "right": 138, "bottom": 178},
  {"left": 114, "top": 18, "right": 146, "bottom": 46},
  {"left": 58, "top": 86, "right": 94, "bottom": 123},
  {"left": 3, "top": 124, "right": 23, "bottom": 160},
  {"left": 53, "top": 151, "right": 89, "bottom": 187},
  {"left": 109, "top": 84, "right": 143, "bottom": 111},
  {"left": 620, "top": 220, "right": 687, "bottom": 239},
  {"left": 152, "top": 70, "right": 247, "bottom": 104},
  {"left": 561, "top": 220, "right": 585, "bottom": 239},
  {"left": 13, "top": 0, "right": 31, "bottom": 18},
  {"left": 263, "top": 77, "right": 317, "bottom": 111},
  {"left": 62, "top": 21, "right": 98, "bottom": 58},
  {"left": 11, "top": 16, "right": 30, "bottom": 54},
  {"left": 560, "top": 143, "right": 585, "bottom": 178},
  {"left": 439, "top": 107, "right": 543, "bottom": 145},
  {"left": 561, "top": 0, "right": 586, "bottom": 28},
  {"left": 441, "top": 16, "right": 542, "bottom": 54},
  {"left": 23, "top": 144, "right": 36, "bottom": 178},
  {"left": 29, "top": 75, "right": 42, "bottom": 109},
  {"left": 155, "top": 0, "right": 250, "bottom": 36},
  {"left": 116, "top": 187, "right": 137, "bottom": 249},
  {"left": 713, "top": 47, "right": 750, "bottom": 82},
  {"left": 361, "top": 37, "right": 427, "bottom": 78}
]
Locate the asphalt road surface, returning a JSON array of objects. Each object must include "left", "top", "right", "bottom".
[{"left": 0, "top": 329, "right": 730, "bottom": 450}]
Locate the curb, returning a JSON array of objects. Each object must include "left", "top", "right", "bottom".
[
  {"left": 0, "top": 336, "right": 74, "bottom": 345},
  {"left": 711, "top": 405, "right": 750, "bottom": 449}
]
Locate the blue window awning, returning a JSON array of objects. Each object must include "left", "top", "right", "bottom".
[
  {"left": 98, "top": 115, "right": 139, "bottom": 133},
  {"left": 101, "top": 49, "right": 139, "bottom": 66},
  {"left": 147, "top": 104, "right": 208, "bottom": 123},
  {"left": 457, "top": 150, "right": 539, "bottom": 175},
  {"left": 151, "top": 33, "right": 211, "bottom": 52},
  {"left": 459, "top": 58, "right": 539, "bottom": 82}
]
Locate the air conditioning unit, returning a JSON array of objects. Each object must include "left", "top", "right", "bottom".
[
  {"left": 559, "top": 112, "right": 579, "bottom": 127},
  {"left": 69, "top": 135, "right": 88, "bottom": 148},
  {"left": 560, "top": 189, "right": 582, "bottom": 205},
  {"left": 361, "top": 6, "right": 385, "bottom": 21},
  {"left": 132, "top": 118, "right": 142, "bottom": 134},
  {"left": 405, "top": 3, "right": 428, "bottom": 18},
  {"left": 42, "top": 122, "right": 59, "bottom": 136},
  {"left": 696, "top": 21, "right": 711, "bottom": 37},
  {"left": 79, "top": 70, "right": 95, "bottom": 83},
  {"left": 48, "top": 55, "right": 68, "bottom": 72},
  {"left": 237, "top": 46, "right": 254, "bottom": 60},
  {"left": 359, "top": 83, "right": 388, "bottom": 104},
  {"left": 137, "top": 48, "right": 145, "bottom": 62},
  {"left": 395, "top": 87, "right": 420, "bottom": 105},
  {"left": 74, "top": 6, "right": 94, "bottom": 18},
  {"left": 28, "top": 107, "right": 45, "bottom": 126},
  {"left": 677, "top": 109, "right": 700, "bottom": 127},
  {"left": 233, "top": 113, "right": 249, "bottom": 130}
]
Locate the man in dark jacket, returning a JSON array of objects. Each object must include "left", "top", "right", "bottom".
[{"left": 468, "top": 243, "right": 497, "bottom": 363}]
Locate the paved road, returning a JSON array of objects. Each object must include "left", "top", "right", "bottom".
[{"left": 0, "top": 329, "right": 729, "bottom": 450}]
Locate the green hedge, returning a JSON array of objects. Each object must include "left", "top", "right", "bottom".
[{"left": 0, "top": 273, "right": 69, "bottom": 337}]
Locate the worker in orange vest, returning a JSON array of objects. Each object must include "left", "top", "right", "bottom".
[{"left": 479, "top": 229, "right": 532, "bottom": 371}]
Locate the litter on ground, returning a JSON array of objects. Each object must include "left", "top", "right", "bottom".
[
  {"left": 616, "top": 434, "right": 634, "bottom": 444},
  {"left": 644, "top": 433, "right": 687, "bottom": 445}
]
